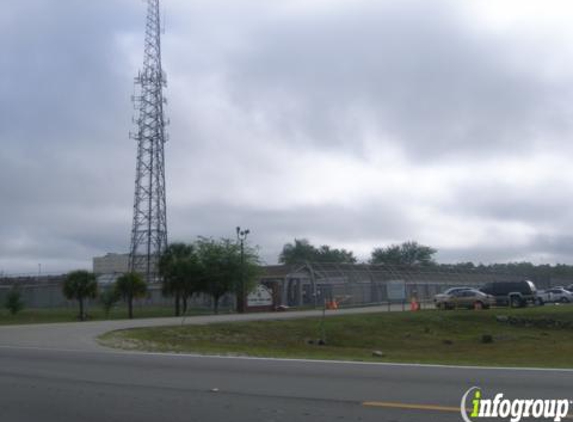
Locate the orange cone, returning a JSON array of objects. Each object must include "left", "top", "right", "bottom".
[{"left": 410, "top": 300, "right": 420, "bottom": 311}]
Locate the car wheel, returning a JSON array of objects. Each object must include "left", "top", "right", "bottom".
[
  {"left": 510, "top": 296, "right": 522, "bottom": 308},
  {"left": 437, "top": 302, "right": 444, "bottom": 310},
  {"left": 560, "top": 297, "right": 570, "bottom": 304}
]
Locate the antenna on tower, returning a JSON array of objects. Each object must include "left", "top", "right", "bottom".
[{"left": 128, "top": 0, "right": 169, "bottom": 284}]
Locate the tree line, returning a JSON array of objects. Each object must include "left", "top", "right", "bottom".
[
  {"left": 279, "top": 238, "right": 436, "bottom": 266},
  {"left": 279, "top": 238, "right": 573, "bottom": 279},
  {"left": 61, "top": 237, "right": 260, "bottom": 321}
]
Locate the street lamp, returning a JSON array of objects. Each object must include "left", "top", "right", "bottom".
[{"left": 236, "top": 226, "right": 250, "bottom": 313}]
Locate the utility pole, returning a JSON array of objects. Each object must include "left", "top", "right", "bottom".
[
  {"left": 128, "top": 0, "right": 169, "bottom": 284},
  {"left": 236, "top": 226, "right": 250, "bottom": 313}
]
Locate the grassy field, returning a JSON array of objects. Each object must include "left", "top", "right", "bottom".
[
  {"left": 99, "top": 306, "right": 573, "bottom": 368},
  {"left": 0, "top": 305, "right": 214, "bottom": 325}
]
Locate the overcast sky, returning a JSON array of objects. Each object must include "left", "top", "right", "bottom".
[{"left": 3, "top": 0, "right": 573, "bottom": 274}]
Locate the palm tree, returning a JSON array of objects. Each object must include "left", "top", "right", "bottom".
[
  {"left": 114, "top": 272, "right": 147, "bottom": 319},
  {"left": 159, "top": 243, "right": 204, "bottom": 316},
  {"left": 63, "top": 270, "right": 98, "bottom": 321}
]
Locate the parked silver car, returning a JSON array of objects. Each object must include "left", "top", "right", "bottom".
[
  {"left": 435, "top": 289, "right": 496, "bottom": 310},
  {"left": 433, "top": 286, "right": 473, "bottom": 298},
  {"left": 537, "top": 288, "right": 573, "bottom": 304},
  {"left": 433, "top": 287, "right": 473, "bottom": 305}
]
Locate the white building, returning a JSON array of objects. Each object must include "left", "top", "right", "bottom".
[{"left": 93, "top": 253, "right": 129, "bottom": 275}]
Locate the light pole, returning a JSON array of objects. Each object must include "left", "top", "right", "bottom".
[{"left": 236, "top": 226, "right": 250, "bottom": 313}]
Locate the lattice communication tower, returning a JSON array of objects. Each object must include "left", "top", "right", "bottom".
[{"left": 128, "top": 0, "right": 169, "bottom": 283}]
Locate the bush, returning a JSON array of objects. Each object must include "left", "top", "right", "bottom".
[
  {"left": 5, "top": 288, "right": 24, "bottom": 315},
  {"left": 99, "top": 288, "right": 120, "bottom": 318},
  {"left": 481, "top": 334, "right": 494, "bottom": 344}
]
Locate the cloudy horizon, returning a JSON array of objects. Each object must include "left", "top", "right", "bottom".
[{"left": 2, "top": 0, "right": 573, "bottom": 275}]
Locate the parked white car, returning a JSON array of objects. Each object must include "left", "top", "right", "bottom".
[{"left": 537, "top": 288, "right": 573, "bottom": 304}]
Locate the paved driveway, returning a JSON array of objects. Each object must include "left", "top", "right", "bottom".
[{"left": 0, "top": 304, "right": 405, "bottom": 351}]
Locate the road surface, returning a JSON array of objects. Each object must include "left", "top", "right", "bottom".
[{"left": 0, "top": 308, "right": 571, "bottom": 421}]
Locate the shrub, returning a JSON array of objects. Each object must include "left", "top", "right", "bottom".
[
  {"left": 5, "top": 288, "right": 24, "bottom": 315},
  {"left": 99, "top": 288, "right": 120, "bottom": 319}
]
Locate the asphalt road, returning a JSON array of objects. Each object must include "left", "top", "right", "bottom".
[{"left": 0, "top": 308, "right": 571, "bottom": 422}]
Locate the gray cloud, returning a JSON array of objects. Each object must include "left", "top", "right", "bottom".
[
  {"left": 224, "top": 1, "right": 573, "bottom": 160},
  {"left": 0, "top": 1, "right": 139, "bottom": 273},
  {"left": 448, "top": 177, "right": 570, "bottom": 226},
  {"left": 3, "top": 0, "right": 573, "bottom": 274},
  {"left": 438, "top": 234, "right": 573, "bottom": 266},
  {"left": 168, "top": 200, "right": 416, "bottom": 264}
]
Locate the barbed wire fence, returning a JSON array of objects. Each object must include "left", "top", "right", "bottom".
[
  {"left": 271, "top": 262, "right": 561, "bottom": 310},
  {"left": 0, "top": 263, "right": 567, "bottom": 310},
  {"left": 0, "top": 272, "right": 234, "bottom": 311}
]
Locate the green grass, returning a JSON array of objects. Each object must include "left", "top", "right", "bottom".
[
  {"left": 0, "top": 305, "right": 214, "bottom": 325},
  {"left": 99, "top": 306, "right": 573, "bottom": 368}
]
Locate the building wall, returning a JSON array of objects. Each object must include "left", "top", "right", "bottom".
[{"left": 93, "top": 253, "right": 129, "bottom": 275}]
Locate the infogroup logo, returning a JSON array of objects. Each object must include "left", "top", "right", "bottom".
[{"left": 461, "top": 387, "right": 571, "bottom": 422}]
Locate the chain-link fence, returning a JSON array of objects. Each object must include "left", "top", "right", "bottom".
[
  {"left": 262, "top": 262, "right": 566, "bottom": 309},
  {"left": 0, "top": 275, "right": 234, "bottom": 311},
  {"left": 0, "top": 264, "right": 570, "bottom": 311}
]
